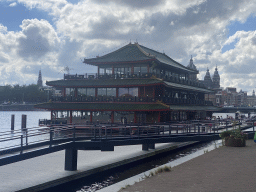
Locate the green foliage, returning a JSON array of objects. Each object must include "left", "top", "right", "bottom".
[
  {"left": 0, "top": 84, "right": 49, "bottom": 103},
  {"left": 219, "top": 129, "right": 248, "bottom": 141}
]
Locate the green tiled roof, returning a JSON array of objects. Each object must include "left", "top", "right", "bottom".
[
  {"left": 46, "top": 78, "right": 212, "bottom": 93},
  {"left": 169, "top": 105, "right": 221, "bottom": 111},
  {"left": 34, "top": 102, "right": 169, "bottom": 111},
  {"left": 84, "top": 43, "right": 152, "bottom": 63},
  {"left": 46, "top": 79, "right": 162, "bottom": 87},
  {"left": 84, "top": 43, "right": 196, "bottom": 73},
  {"left": 139, "top": 45, "right": 197, "bottom": 73},
  {"left": 164, "top": 81, "right": 213, "bottom": 93}
]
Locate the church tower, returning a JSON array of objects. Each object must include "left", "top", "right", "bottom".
[
  {"left": 187, "top": 56, "right": 197, "bottom": 80},
  {"left": 212, "top": 66, "right": 220, "bottom": 89},
  {"left": 37, "top": 70, "right": 43, "bottom": 87},
  {"left": 203, "top": 68, "right": 213, "bottom": 89}
]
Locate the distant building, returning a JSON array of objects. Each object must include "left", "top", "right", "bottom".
[
  {"left": 247, "top": 90, "right": 256, "bottom": 107},
  {"left": 187, "top": 56, "right": 198, "bottom": 80},
  {"left": 37, "top": 70, "right": 43, "bottom": 87},
  {"left": 202, "top": 66, "right": 220, "bottom": 90}
]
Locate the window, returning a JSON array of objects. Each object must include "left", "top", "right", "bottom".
[
  {"left": 98, "top": 88, "right": 116, "bottom": 96},
  {"left": 66, "top": 88, "right": 75, "bottom": 96},
  {"left": 119, "top": 87, "right": 138, "bottom": 97},
  {"left": 134, "top": 66, "right": 147, "bottom": 75},
  {"left": 77, "top": 88, "right": 95, "bottom": 96},
  {"left": 114, "top": 67, "right": 131, "bottom": 75}
]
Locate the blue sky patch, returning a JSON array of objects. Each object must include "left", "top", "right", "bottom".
[
  {"left": 222, "top": 15, "right": 256, "bottom": 53},
  {"left": 0, "top": 1, "right": 54, "bottom": 32}
]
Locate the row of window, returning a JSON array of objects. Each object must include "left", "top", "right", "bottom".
[
  {"left": 99, "top": 66, "right": 148, "bottom": 75},
  {"left": 66, "top": 88, "right": 138, "bottom": 97},
  {"left": 99, "top": 67, "right": 188, "bottom": 80}
]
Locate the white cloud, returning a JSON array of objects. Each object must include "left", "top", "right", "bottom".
[
  {"left": 1, "top": 0, "right": 256, "bottom": 93},
  {"left": 17, "top": 19, "right": 61, "bottom": 60},
  {"left": 9, "top": 2, "right": 17, "bottom": 7}
]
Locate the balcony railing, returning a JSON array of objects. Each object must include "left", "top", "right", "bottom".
[
  {"left": 64, "top": 73, "right": 207, "bottom": 89},
  {"left": 50, "top": 96, "right": 213, "bottom": 106}
]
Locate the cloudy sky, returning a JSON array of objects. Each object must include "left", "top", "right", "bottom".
[{"left": 1, "top": 0, "right": 256, "bottom": 94}]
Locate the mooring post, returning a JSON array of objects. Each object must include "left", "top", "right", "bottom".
[
  {"left": 21, "top": 114, "right": 27, "bottom": 131},
  {"left": 11, "top": 114, "right": 15, "bottom": 131},
  {"left": 65, "top": 148, "right": 78, "bottom": 171}
]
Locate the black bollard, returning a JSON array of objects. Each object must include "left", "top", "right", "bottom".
[
  {"left": 11, "top": 114, "right": 15, "bottom": 131},
  {"left": 21, "top": 114, "right": 27, "bottom": 131}
]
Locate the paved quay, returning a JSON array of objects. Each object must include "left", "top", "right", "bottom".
[
  {"left": 0, "top": 141, "right": 195, "bottom": 192},
  {"left": 119, "top": 139, "right": 256, "bottom": 192}
]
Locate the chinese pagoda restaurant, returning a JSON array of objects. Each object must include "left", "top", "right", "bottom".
[{"left": 35, "top": 43, "right": 219, "bottom": 124}]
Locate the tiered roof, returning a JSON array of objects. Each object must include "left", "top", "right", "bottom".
[{"left": 84, "top": 43, "right": 197, "bottom": 73}]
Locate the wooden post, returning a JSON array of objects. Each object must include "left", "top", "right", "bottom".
[
  {"left": 11, "top": 114, "right": 15, "bottom": 131},
  {"left": 21, "top": 114, "right": 27, "bottom": 131},
  {"left": 158, "top": 111, "right": 161, "bottom": 122}
]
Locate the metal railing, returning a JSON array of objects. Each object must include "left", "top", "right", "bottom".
[{"left": 1, "top": 119, "right": 250, "bottom": 157}]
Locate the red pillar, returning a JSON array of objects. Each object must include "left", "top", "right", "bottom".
[
  {"left": 134, "top": 112, "right": 137, "bottom": 123},
  {"left": 90, "top": 111, "right": 93, "bottom": 123},
  {"left": 98, "top": 66, "right": 100, "bottom": 75},
  {"left": 147, "top": 64, "right": 150, "bottom": 73},
  {"left": 111, "top": 111, "right": 114, "bottom": 123},
  {"left": 75, "top": 88, "right": 78, "bottom": 97},
  {"left": 95, "top": 88, "right": 98, "bottom": 97},
  {"left": 144, "top": 86, "right": 146, "bottom": 97},
  {"left": 70, "top": 110, "right": 73, "bottom": 124},
  {"left": 138, "top": 87, "right": 141, "bottom": 97},
  {"left": 112, "top": 66, "right": 114, "bottom": 75},
  {"left": 63, "top": 88, "right": 66, "bottom": 97},
  {"left": 131, "top": 65, "right": 134, "bottom": 74},
  {"left": 153, "top": 86, "right": 155, "bottom": 98},
  {"left": 158, "top": 111, "right": 161, "bottom": 122},
  {"left": 116, "top": 88, "right": 119, "bottom": 97}
]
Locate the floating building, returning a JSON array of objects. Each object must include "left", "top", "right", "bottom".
[{"left": 35, "top": 43, "right": 219, "bottom": 124}]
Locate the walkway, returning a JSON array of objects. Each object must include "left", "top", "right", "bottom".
[
  {"left": 119, "top": 139, "right": 256, "bottom": 192},
  {"left": 0, "top": 142, "right": 193, "bottom": 192}
]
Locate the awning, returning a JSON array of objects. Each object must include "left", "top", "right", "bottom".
[
  {"left": 169, "top": 105, "right": 221, "bottom": 111},
  {"left": 34, "top": 102, "right": 169, "bottom": 111}
]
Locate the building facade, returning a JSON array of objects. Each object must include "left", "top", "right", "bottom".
[{"left": 35, "top": 43, "right": 219, "bottom": 124}]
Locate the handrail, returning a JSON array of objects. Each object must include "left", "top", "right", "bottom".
[{"left": 0, "top": 119, "right": 248, "bottom": 157}]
